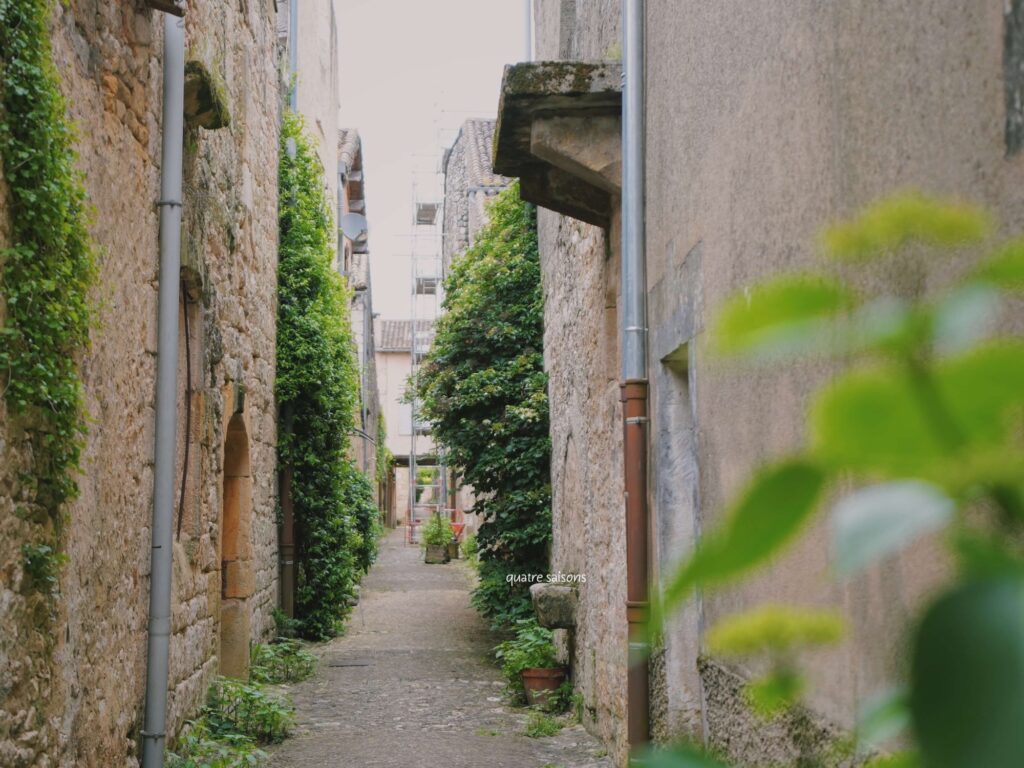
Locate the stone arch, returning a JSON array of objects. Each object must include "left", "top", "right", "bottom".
[{"left": 219, "top": 410, "right": 253, "bottom": 679}]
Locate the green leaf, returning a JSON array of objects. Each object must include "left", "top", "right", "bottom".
[
  {"left": 631, "top": 745, "right": 731, "bottom": 768},
  {"left": 813, "top": 342, "right": 1024, "bottom": 479},
  {"left": 973, "top": 237, "right": 1024, "bottom": 292},
  {"left": 745, "top": 669, "right": 805, "bottom": 718},
  {"left": 822, "top": 192, "right": 991, "bottom": 261},
  {"left": 832, "top": 481, "right": 955, "bottom": 576},
  {"left": 811, "top": 369, "right": 945, "bottom": 476},
  {"left": 706, "top": 604, "right": 845, "bottom": 657},
  {"left": 713, "top": 274, "right": 855, "bottom": 357},
  {"left": 857, "top": 687, "right": 911, "bottom": 750},
  {"left": 930, "top": 285, "right": 1002, "bottom": 354},
  {"left": 661, "top": 460, "right": 826, "bottom": 610},
  {"left": 910, "top": 579, "right": 1024, "bottom": 768},
  {"left": 935, "top": 340, "right": 1024, "bottom": 446}
]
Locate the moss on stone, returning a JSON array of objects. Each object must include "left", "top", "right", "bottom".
[
  {"left": 505, "top": 61, "right": 611, "bottom": 96},
  {"left": 184, "top": 60, "right": 231, "bottom": 130}
]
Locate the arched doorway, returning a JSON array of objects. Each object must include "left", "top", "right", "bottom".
[{"left": 220, "top": 411, "right": 253, "bottom": 678}]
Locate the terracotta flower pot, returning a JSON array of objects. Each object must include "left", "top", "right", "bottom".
[
  {"left": 424, "top": 544, "right": 449, "bottom": 564},
  {"left": 521, "top": 666, "right": 567, "bottom": 707}
]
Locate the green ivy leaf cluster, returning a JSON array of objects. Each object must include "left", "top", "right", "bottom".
[
  {"left": 375, "top": 411, "right": 394, "bottom": 489},
  {"left": 0, "top": 0, "right": 96, "bottom": 529},
  {"left": 644, "top": 193, "right": 1024, "bottom": 768},
  {"left": 276, "top": 112, "right": 378, "bottom": 641},
  {"left": 415, "top": 183, "right": 551, "bottom": 629}
]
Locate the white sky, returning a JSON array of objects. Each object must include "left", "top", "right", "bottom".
[{"left": 339, "top": 0, "right": 528, "bottom": 320}]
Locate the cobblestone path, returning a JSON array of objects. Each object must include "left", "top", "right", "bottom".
[{"left": 268, "top": 529, "right": 613, "bottom": 768}]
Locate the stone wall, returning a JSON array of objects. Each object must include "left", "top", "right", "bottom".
[
  {"left": 0, "top": 1, "right": 281, "bottom": 765},
  {"left": 529, "top": 3, "right": 627, "bottom": 762},
  {"left": 442, "top": 131, "right": 470, "bottom": 274},
  {"left": 531, "top": 1, "right": 1024, "bottom": 766}
]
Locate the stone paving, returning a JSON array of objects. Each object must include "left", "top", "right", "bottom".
[{"left": 268, "top": 529, "right": 613, "bottom": 768}]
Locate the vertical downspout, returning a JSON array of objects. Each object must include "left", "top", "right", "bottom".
[
  {"left": 141, "top": 9, "right": 186, "bottom": 768},
  {"left": 279, "top": 0, "right": 300, "bottom": 618},
  {"left": 288, "top": 0, "right": 298, "bottom": 110},
  {"left": 621, "top": 0, "right": 650, "bottom": 751},
  {"left": 524, "top": 0, "right": 533, "bottom": 61}
]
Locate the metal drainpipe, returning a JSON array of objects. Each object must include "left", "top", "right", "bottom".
[
  {"left": 288, "top": 0, "right": 298, "bottom": 110},
  {"left": 621, "top": 0, "right": 650, "bottom": 750},
  {"left": 524, "top": 0, "right": 532, "bottom": 61},
  {"left": 141, "top": 9, "right": 186, "bottom": 768}
]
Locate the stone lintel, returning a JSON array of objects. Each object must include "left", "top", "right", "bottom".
[
  {"left": 493, "top": 61, "right": 622, "bottom": 228},
  {"left": 530, "top": 582, "right": 578, "bottom": 629}
]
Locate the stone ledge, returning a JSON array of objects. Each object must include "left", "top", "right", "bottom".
[
  {"left": 493, "top": 61, "right": 622, "bottom": 228},
  {"left": 530, "top": 582, "right": 577, "bottom": 629}
]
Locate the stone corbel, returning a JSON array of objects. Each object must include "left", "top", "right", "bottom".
[
  {"left": 530, "top": 582, "right": 578, "bottom": 629},
  {"left": 493, "top": 62, "right": 622, "bottom": 229}
]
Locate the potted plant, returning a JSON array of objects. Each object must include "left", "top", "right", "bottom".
[
  {"left": 446, "top": 535, "right": 460, "bottom": 561},
  {"left": 495, "top": 619, "right": 567, "bottom": 707},
  {"left": 421, "top": 514, "right": 452, "bottom": 564}
]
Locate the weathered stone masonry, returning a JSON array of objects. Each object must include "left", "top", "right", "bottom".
[
  {"left": 0, "top": 2, "right": 280, "bottom": 765},
  {"left": 525, "top": 2, "right": 1024, "bottom": 767}
]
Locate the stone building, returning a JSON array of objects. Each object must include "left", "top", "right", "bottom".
[
  {"left": 374, "top": 318, "right": 435, "bottom": 529},
  {"left": 441, "top": 118, "right": 511, "bottom": 276},
  {"left": 337, "top": 129, "right": 382, "bottom": 498},
  {"left": 276, "top": 0, "right": 341, "bottom": 208},
  {"left": 494, "top": 2, "right": 1024, "bottom": 766},
  {"left": 0, "top": 2, "right": 281, "bottom": 766}
]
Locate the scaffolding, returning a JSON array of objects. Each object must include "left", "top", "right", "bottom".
[{"left": 406, "top": 157, "right": 448, "bottom": 544}]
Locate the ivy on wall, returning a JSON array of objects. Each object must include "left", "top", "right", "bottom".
[
  {"left": 277, "top": 112, "right": 377, "bottom": 640},
  {"left": 416, "top": 184, "right": 552, "bottom": 629},
  {"left": 375, "top": 412, "right": 393, "bottom": 490},
  {"left": 0, "top": 0, "right": 95, "bottom": 532}
]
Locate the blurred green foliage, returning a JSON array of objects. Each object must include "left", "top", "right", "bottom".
[{"left": 641, "top": 193, "right": 1024, "bottom": 768}]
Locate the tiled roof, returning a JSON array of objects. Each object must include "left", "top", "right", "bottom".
[
  {"left": 375, "top": 319, "right": 434, "bottom": 351},
  {"left": 461, "top": 119, "right": 510, "bottom": 190}
]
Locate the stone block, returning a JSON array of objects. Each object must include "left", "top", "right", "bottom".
[
  {"left": 218, "top": 599, "right": 250, "bottom": 680},
  {"left": 530, "top": 582, "right": 577, "bottom": 629}
]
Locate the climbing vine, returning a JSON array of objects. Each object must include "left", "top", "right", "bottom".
[
  {"left": 376, "top": 412, "right": 394, "bottom": 490},
  {"left": 0, "top": 0, "right": 95, "bottom": 532},
  {"left": 277, "top": 112, "right": 377, "bottom": 640},
  {"left": 416, "top": 183, "right": 551, "bottom": 629}
]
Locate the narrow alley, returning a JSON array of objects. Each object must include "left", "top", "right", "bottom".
[
  {"left": 5, "top": 2, "right": 1024, "bottom": 767},
  {"left": 268, "top": 531, "right": 612, "bottom": 768}
]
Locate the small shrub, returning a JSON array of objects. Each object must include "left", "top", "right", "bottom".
[
  {"left": 524, "top": 711, "right": 563, "bottom": 738},
  {"left": 543, "top": 681, "right": 579, "bottom": 716},
  {"left": 272, "top": 608, "right": 301, "bottom": 640},
  {"left": 166, "top": 721, "right": 266, "bottom": 768},
  {"left": 22, "top": 543, "right": 67, "bottom": 594},
  {"left": 203, "top": 677, "right": 293, "bottom": 745},
  {"left": 462, "top": 532, "right": 478, "bottom": 563},
  {"left": 473, "top": 559, "right": 534, "bottom": 630},
  {"left": 249, "top": 639, "right": 316, "bottom": 684},
  {"left": 421, "top": 514, "right": 454, "bottom": 547},
  {"left": 495, "top": 619, "right": 559, "bottom": 700}
]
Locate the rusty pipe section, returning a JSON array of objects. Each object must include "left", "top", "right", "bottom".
[
  {"left": 621, "top": 0, "right": 650, "bottom": 749},
  {"left": 622, "top": 381, "right": 650, "bottom": 747}
]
